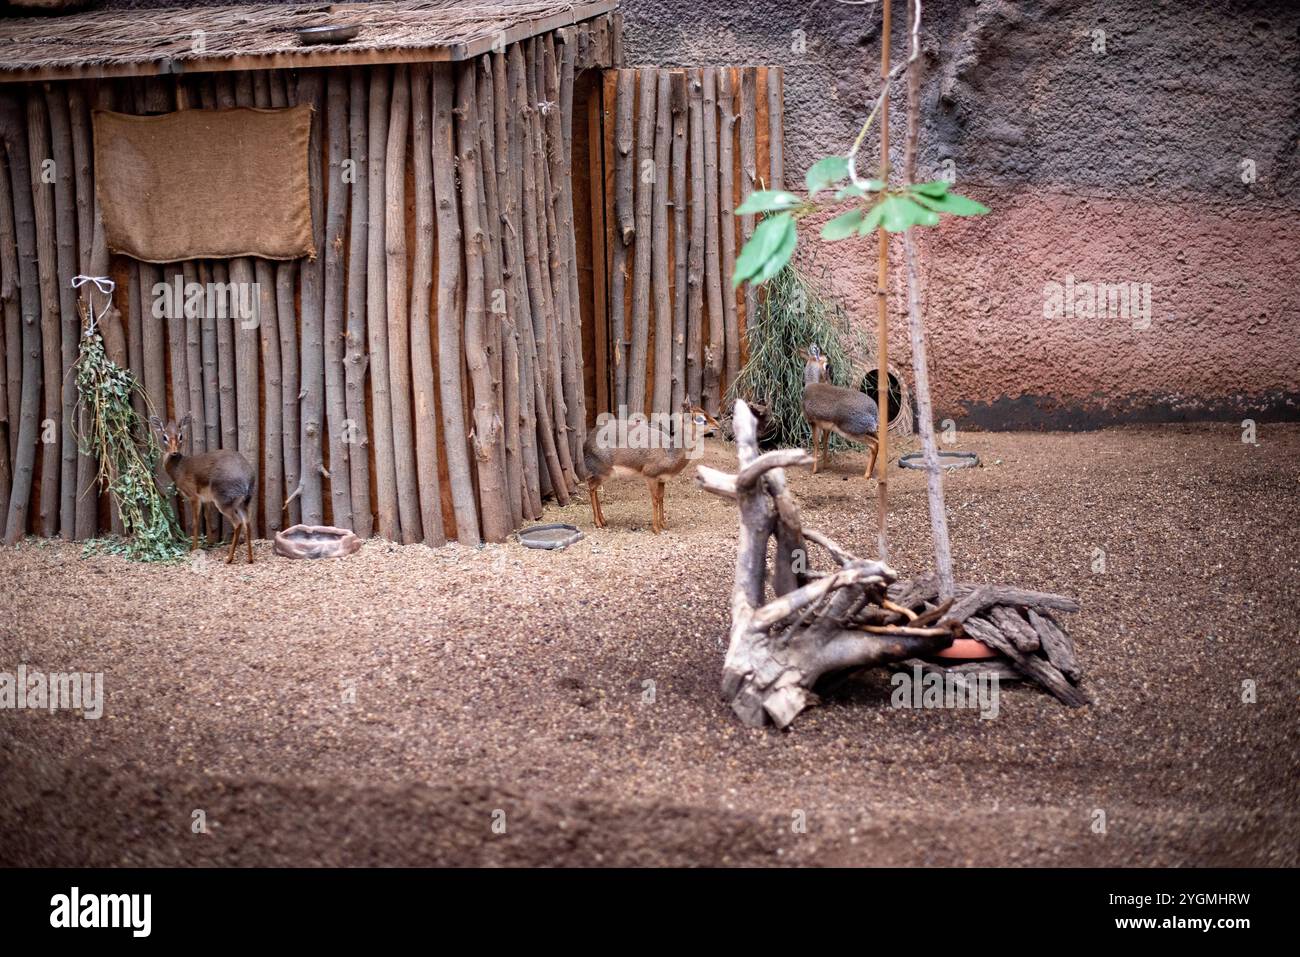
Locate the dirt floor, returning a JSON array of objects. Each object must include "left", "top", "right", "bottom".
[{"left": 1, "top": 424, "right": 1297, "bottom": 867}]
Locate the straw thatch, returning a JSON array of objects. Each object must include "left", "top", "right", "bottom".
[{"left": 0, "top": 0, "right": 615, "bottom": 79}]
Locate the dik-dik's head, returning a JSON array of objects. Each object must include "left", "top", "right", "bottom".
[
  {"left": 148, "top": 412, "right": 193, "bottom": 457},
  {"left": 802, "top": 344, "right": 829, "bottom": 385},
  {"left": 681, "top": 401, "right": 721, "bottom": 440}
]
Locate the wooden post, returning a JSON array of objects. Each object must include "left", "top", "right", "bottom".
[
  {"left": 553, "top": 32, "right": 587, "bottom": 471},
  {"left": 649, "top": 71, "right": 673, "bottom": 415},
  {"left": 229, "top": 73, "right": 260, "bottom": 536},
  {"left": 685, "top": 71, "right": 705, "bottom": 405},
  {"left": 432, "top": 63, "right": 481, "bottom": 542},
  {"left": 269, "top": 73, "right": 301, "bottom": 528},
  {"left": 875, "top": 0, "right": 892, "bottom": 562},
  {"left": 610, "top": 69, "right": 635, "bottom": 411},
  {"left": 43, "top": 85, "right": 78, "bottom": 539},
  {"left": 626, "top": 67, "right": 655, "bottom": 416},
  {"left": 323, "top": 72, "right": 354, "bottom": 532},
  {"left": 717, "top": 69, "right": 739, "bottom": 401},
  {"left": 768, "top": 66, "right": 785, "bottom": 190},
  {"left": 27, "top": 92, "right": 60, "bottom": 537},
  {"left": 737, "top": 68, "right": 758, "bottom": 393},
  {"left": 457, "top": 62, "right": 511, "bottom": 542},
  {"left": 0, "top": 92, "right": 41, "bottom": 544},
  {"left": 344, "top": 68, "right": 373, "bottom": 538},
  {"left": 366, "top": 66, "right": 399, "bottom": 540},
  {"left": 408, "top": 63, "right": 447, "bottom": 546},
  {"left": 669, "top": 72, "right": 688, "bottom": 413},
  {"left": 700, "top": 69, "right": 724, "bottom": 416},
  {"left": 385, "top": 65, "right": 421, "bottom": 544},
  {"left": 296, "top": 72, "right": 326, "bottom": 528},
  {"left": 0, "top": 144, "right": 16, "bottom": 519}
]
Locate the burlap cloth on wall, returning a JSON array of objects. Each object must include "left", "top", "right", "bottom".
[{"left": 92, "top": 104, "right": 314, "bottom": 263}]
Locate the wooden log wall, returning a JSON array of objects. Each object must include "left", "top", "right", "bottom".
[
  {"left": 593, "top": 65, "right": 784, "bottom": 420},
  {"left": 0, "top": 20, "right": 616, "bottom": 545}
]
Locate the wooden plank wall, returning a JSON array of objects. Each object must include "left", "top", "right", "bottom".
[
  {"left": 591, "top": 65, "right": 785, "bottom": 420},
  {"left": 0, "top": 19, "right": 619, "bottom": 546}
]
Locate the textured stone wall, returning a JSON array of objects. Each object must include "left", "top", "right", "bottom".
[{"left": 624, "top": 0, "right": 1300, "bottom": 427}]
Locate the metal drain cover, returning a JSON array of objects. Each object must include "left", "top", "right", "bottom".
[
  {"left": 517, "top": 523, "right": 585, "bottom": 550},
  {"left": 899, "top": 450, "right": 980, "bottom": 471}
]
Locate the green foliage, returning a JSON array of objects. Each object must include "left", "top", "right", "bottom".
[
  {"left": 74, "top": 330, "right": 186, "bottom": 563},
  {"left": 725, "top": 264, "right": 863, "bottom": 452},
  {"left": 731, "top": 151, "right": 991, "bottom": 287}
]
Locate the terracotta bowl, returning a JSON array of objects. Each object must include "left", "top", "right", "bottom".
[
  {"left": 930, "top": 636, "right": 999, "bottom": 660},
  {"left": 273, "top": 524, "right": 363, "bottom": 560}
]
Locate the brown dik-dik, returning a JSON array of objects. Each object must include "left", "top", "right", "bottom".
[
  {"left": 150, "top": 413, "right": 257, "bottom": 564},
  {"left": 584, "top": 402, "right": 720, "bottom": 533},
  {"left": 802, "top": 344, "right": 880, "bottom": 477}
]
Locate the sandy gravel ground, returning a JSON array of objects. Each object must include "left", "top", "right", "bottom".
[{"left": 1, "top": 424, "right": 1297, "bottom": 867}]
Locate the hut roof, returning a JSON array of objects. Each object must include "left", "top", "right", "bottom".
[{"left": 0, "top": 0, "right": 618, "bottom": 82}]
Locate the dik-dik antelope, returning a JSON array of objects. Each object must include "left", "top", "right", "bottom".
[
  {"left": 802, "top": 344, "right": 880, "bottom": 477},
  {"left": 150, "top": 413, "right": 257, "bottom": 564},
  {"left": 584, "top": 402, "right": 720, "bottom": 533}
]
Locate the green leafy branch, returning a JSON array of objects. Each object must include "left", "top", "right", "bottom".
[{"left": 731, "top": 155, "right": 989, "bottom": 288}]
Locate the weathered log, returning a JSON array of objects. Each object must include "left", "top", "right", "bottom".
[
  {"left": 767, "top": 66, "right": 784, "bottom": 190},
  {"left": 508, "top": 45, "right": 566, "bottom": 505},
  {"left": 385, "top": 64, "right": 420, "bottom": 544},
  {"left": 716, "top": 69, "right": 739, "bottom": 401},
  {"left": 251, "top": 73, "right": 283, "bottom": 535},
  {"left": 700, "top": 69, "right": 724, "bottom": 415},
  {"left": 27, "top": 92, "right": 60, "bottom": 537},
  {"left": 180, "top": 259, "right": 206, "bottom": 455},
  {"left": 737, "top": 67, "right": 758, "bottom": 382},
  {"left": 457, "top": 61, "right": 511, "bottom": 543},
  {"left": 229, "top": 73, "right": 259, "bottom": 535},
  {"left": 477, "top": 55, "right": 520, "bottom": 528},
  {"left": 685, "top": 72, "right": 704, "bottom": 405},
  {"left": 496, "top": 48, "right": 542, "bottom": 519},
  {"left": 668, "top": 72, "right": 688, "bottom": 413},
  {"left": 1027, "top": 608, "right": 1082, "bottom": 682},
  {"left": 697, "top": 400, "right": 952, "bottom": 727},
  {"left": 649, "top": 71, "right": 673, "bottom": 415},
  {"left": 408, "top": 63, "right": 446, "bottom": 546},
  {"left": 343, "top": 68, "right": 373, "bottom": 538},
  {"left": 610, "top": 69, "right": 635, "bottom": 410},
  {"left": 67, "top": 87, "right": 97, "bottom": 533},
  {"left": 626, "top": 67, "right": 655, "bottom": 416},
  {"left": 294, "top": 71, "right": 326, "bottom": 528},
  {"left": 962, "top": 616, "right": 1088, "bottom": 707},
  {"left": 0, "top": 145, "right": 15, "bottom": 519},
  {"left": 270, "top": 73, "right": 301, "bottom": 528},
  {"left": 989, "top": 604, "right": 1041, "bottom": 654},
  {"left": 555, "top": 31, "right": 587, "bottom": 466},
  {"left": 0, "top": 96, "right": 39, "bottom": 543},
  {"left": 366, "top": 66, "right": 399, "bottom": 539},
  {"left": 431, "top": 62, "right": 481, "bottom": 543},
  {"left": 323, "top": 72, "right": 354, "bottom": 532}
]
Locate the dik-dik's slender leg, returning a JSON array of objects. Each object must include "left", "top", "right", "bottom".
[
  {"left": 810, "top": 425, "right": 821, "bottom": 474},
  {"left": 245, "top": 522, "right": 254, "bottom": 563},
  {"left": 587, "top": 477, "right": 605, "bottom": 528},
  {"left": 654, "top": 481, "right": 666, "bottom": 531},
  {"left": 821, "top": 428, "right": 831, "bottom": 468},
  {"left": 225, "top": 523, "right": 241, "bottom": 564},
  {"left": 646, "top": 477, "right": 660, "bottom": 534},
  {"left": 189, "top": 497, "right": 200, "bottom": 551},
  {"left": 864, "top": 438, "right": 879, "bottom": 478}
]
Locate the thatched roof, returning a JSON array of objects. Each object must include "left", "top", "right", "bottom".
[{"left": 0, "top": 0, "right": 618, "bottom": 81}]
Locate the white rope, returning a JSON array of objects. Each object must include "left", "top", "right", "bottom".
[{"left": 71, "top": 275, "right": 115, "bottom": 338}]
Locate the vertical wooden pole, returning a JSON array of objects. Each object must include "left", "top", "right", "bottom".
[
  {"left": 432, "top": 62, "right": 482, "bottom": 542},
  {"left": 700, "top": 68, "right": 724, "bottom": 416},
  {"left": 252, "top": 71, "right": 284, "bottom": 535},
  {"left": 408, "top": 63, "right": 447, "bottom": 546},
  {"left": 270, "top": 73, "right": 301, "bottom": 528},
  {"left": 685, "top": 70, "right": 705, "bottom": 406},
  {"left": 344, "top": 68, "right": 373, "bottom": 537},
  {"left": 717, "top": 69, "right": 739, "bottom": 401},
  {"left": 875, "top": 0, "right": 892, "bottom": 562},
  {"left": 0, "top": 144, "right": 16, "bottom": 520},
  {"left": 554, "top": 32, "right": 587, "bottom": 467},
  {"left": 668, "top": 72, "right": 688, "bottom": 413},
  {"left": 367, "top": 66, "right": 400, "bottom": 540},
  {"left": 323, "top": 72, "right": 354, "bottom": 532},
  {"left": 230, "top": 73, "right": 260, "bottom": 536},
  {"left": 626, "top": 67, "right": 654, "bottom": 416},
  {"left": 27, "top": 92, "right": 59, "bottom": 537},
  {"left": 610, "top": 69, "right": 635, "bottom": 412},
  {"left": 768, "top": 66, "right": 785, "bottom": 190},
  {"left": 649, "top": 71, "right": 672, "bottom": 415},
  {"left": 737, "top": 68, "right": 758, "bottom": 394},
  {"left": 43, "top": 85, "right": 77, "bottom": 539}
]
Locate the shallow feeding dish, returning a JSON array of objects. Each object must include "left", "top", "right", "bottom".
[
  {"left": 295, "top": 24, "right": 361, "bottom": 45},
  {"left": 274, "top": 524, "right": 363, "bottom": 559},
  {"left": 517, "top": 523, "right": 584, "bottom": 550},
  {"left": 899, "top": 450, "right": 980, "bottom": 471}
]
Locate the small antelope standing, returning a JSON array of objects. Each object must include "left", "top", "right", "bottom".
[
  {"left": 584, "top": 401, "right": 720, "bottom": 533},
  {"left": 150, "top": 413, "right": 257, "bottom": 564},
  {"left": 802, "top": 343, "right": 880, "bottom": 477}
]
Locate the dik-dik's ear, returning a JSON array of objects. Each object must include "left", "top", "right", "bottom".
[{"left": 178, "top": 411, "right": 194, "bottom": 431}]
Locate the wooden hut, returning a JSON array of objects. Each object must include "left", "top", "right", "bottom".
[{"left": 0, "top": 1, "right": 786, "bottom": 547}]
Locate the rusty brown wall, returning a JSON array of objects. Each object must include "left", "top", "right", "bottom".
[{"left": 624, "top": 0, "right": 1300, "bottom": 428}]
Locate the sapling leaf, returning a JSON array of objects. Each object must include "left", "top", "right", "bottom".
[
  {"left": 735, "top": 189, "right": 803, "bottom": 215},
  {"left": 909, "top": 180, "right": 951, "bottom": 198},
  {"left": 733, "top": 213, "right": 797, "bottom": 287},
  {"left": 805, "top": 155, "right": 850, "bottom": 195},
  {"left": 879, "top": 195, "right": 940, "bottom": 232},
  {"left": 910, "top": 190, "right": 990, "bottom": 216},
  {"left": 821, "top": 209, "right": 866, "bottom": 240}
]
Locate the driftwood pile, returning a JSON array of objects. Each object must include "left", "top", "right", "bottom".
[{"left": 697, "top": 400, "right": 1086, "bottom": 729}]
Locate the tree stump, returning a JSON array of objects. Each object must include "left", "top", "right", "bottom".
[{"left": 697, "top": 401, "right": 1087, "bottom": 728}]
